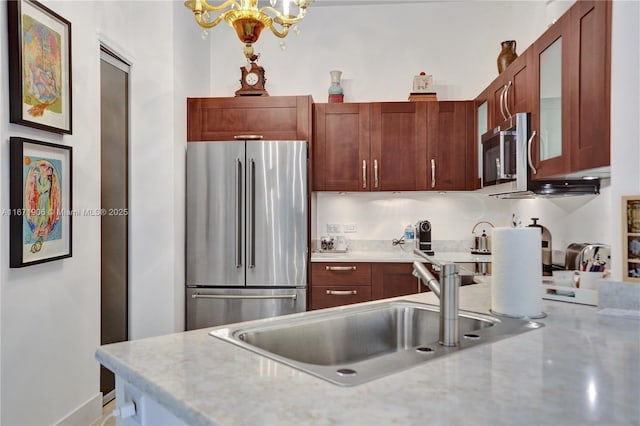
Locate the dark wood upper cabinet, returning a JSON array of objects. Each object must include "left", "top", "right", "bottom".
[
  {"left": 530, "top": 0, "right": 611, "bottom": 179},
  {"left": 313, "top": 103, "right": 370, "bottom": 191},
  {"left": 370, "top": 102, "right": 429, "bottom": 191},
  {"left": 313, "top": 101, "right": 475, "bottom": 192},
  {"left": 187, "top": 95, "right": 312, "bottom": 142},
  {"left": 427, "top": 101, "right": 476, "bottom": 191}
]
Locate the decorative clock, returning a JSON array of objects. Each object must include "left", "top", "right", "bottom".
[{"left": 235, "top": 60, "right": 269, "bottom": 97}]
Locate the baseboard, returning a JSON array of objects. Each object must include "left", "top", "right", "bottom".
[
  {"left": 103, "top": 389, "right": 115, "bottom": 405},
  {"left": 56, "top": 392, "right": 102, "bottom": 426}
]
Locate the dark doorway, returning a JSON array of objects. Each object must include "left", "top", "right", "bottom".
[{"left": 99, "top": 46, "right": 130, "bottom": 403}]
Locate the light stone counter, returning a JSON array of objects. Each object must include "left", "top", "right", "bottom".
[
  {"left": 96, "top": 282, "right": 640, "bottom": 425},
  {"left": 311, "top": 250, "right": 491, "bottom": 264}
]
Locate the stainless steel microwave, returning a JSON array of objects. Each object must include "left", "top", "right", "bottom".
[
  {"left": 481, "top": 123, "right": 517, "bottom": 186},
  {"left": 481, "top": 112, "right": 601, "bottom": 198}
]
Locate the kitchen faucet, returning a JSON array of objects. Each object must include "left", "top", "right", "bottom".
[{"left": 412, "top": 251, "right": 460, "bottom": 347}]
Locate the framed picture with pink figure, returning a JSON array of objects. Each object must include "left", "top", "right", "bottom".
[
  {"left": 9, "top": 137, "right": 72, "bottom": 267},
  {"left": 7, "top": 0, "right": 72, "bottom": 134}
]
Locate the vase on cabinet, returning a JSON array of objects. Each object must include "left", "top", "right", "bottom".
[
  {"left": 497, "top": 40, "right": 518, "bottom": 74},
  {"left": 328, "top": 70, "right": 344, "bottom": 103}
]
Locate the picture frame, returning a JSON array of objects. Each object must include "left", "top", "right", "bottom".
[
  {"left": 622, "top": 195, "right": 640, "bottom": 282},
  {"left": 7, "top": 0, "right": 72, "bottom": 134},
  {"left": 9, "top": 137, "right": 72, "bottom": 267}
]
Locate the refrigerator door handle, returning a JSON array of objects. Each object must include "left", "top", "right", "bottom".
[
  {"left": 235, "top": 158, "right": 243, "bottom": 268},
  {"left": 248, "top": 158, "right": 256, "bottom": 268},
  {"left": 191, "top": 293, "right": 297, "bottom": 300}
]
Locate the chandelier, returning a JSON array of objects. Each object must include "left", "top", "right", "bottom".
[{"left": 184, "top": 0, "right": 316, "bottom": 58}]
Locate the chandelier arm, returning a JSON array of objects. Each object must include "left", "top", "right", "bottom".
[
  {"left": 268, "top": 24, "right": 290, "bottom": 39},
  {"left": 199, "top": 0, "right": 240, "bottom": 12},
  {"left": 194, "top": 11, "right": 228, "bottom": 29},
  {"left": 260, "top": 6, "right": 305, "bottom": 25}
]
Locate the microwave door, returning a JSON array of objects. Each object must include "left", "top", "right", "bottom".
[
  {"left": 483, "top": 139, "right": 500, "bottom": 185},
  {"left": 502, "top": 131, "right": 517, "bottom": 178}
]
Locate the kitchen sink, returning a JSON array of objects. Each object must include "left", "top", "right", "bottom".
[{"left": 210, "top": 300, "right": 544, "bottom": 386}]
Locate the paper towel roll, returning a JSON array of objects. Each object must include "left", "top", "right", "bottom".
[{"left": 491, "top": 227, "right": 543, "bottom": 318}]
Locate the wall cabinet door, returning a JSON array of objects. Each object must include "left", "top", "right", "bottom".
[
  {"left": 501, "top": 50, "right": 532, "bottom": 123},
  {"left": 567, "top": 0, "right": 611, "bottom": 173},
  {"left": 187, "top": 96, "right": 312, "bottom": 141},
  {"left": 531, "top": 14, "right": 572, "bottom": 179},
  {"left": 370, "top": 102, "right": 428, "bottom": 191},
  {"left": 478, "top": 49, "right": 532, "bottom": 133},
  {"left": 371, "top": 263, "right": 421, "bottom": 300},
  {"left": 313, "top": 103, "right": 370, "bottom": 191},
  {"left": 427, "top": 101, "right": 477, "bottom": 191}
]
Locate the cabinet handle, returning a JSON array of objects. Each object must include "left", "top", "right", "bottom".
[
  {"left": 326, "top": 290, "right": 358, "bottom": 296},
  {"left": 362, "top": 160, "right": 367, "bottom": 189},
  {"left": 503, "top": 81, "right": 513, "bottom": 120},
  {"left": 325, "top": 265, "right": 357, "bottom": 271},
  {"left": 431, "top": 158, "right": 436, "bottom": 188},
  {"left": 527, "top": 130, "right": 538, "bottom": 175},
  {"left": 234, "top": 135, "right": 264, "bottom": 140},
  {"left": 499, "top": 84, "right": 508, "bottom": 121},
  {"left": 374, "top": 159, "right": 379, "bottom": 188},
  {"left": 495, "top": 157, "right": 501, "bottom": 179}
]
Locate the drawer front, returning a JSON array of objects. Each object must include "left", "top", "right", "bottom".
[
  {"left": 311, "top": 263, "right": 371, "bottom": 286},
  {"left": 311, "top": 286, "right": 372, "bottom": 310}
]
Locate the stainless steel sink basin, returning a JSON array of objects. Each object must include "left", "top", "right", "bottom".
[{"left": 210, "top": 300, "right": 544, "bottom": 386}]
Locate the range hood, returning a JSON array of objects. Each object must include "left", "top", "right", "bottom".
[
  {"left": 488, "top": 177, "right": 601, "bottom": 199},
  {"left": 484, "top": 113, "right": 601, "bottom": 199}
]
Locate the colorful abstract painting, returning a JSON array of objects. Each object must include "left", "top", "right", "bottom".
[
  {"left": 22, "top": 14, "right": 63, "bottom": 117},
  {"left": 8, "top": 0, "right": 72, "bottom": 134},
  {"left": 23, "top": 156, "right": 63, "bottom": 253}
]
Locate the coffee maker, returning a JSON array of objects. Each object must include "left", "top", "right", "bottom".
[{"left": 416, "top": 220, "right": 434, "bottom": 255}]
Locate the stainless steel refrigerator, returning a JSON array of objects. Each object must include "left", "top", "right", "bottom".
[{"left": 186, "top": 139, "right": 308, "bottom": 330}]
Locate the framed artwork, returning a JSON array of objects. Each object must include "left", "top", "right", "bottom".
[
  {"left": 9, "top": 137, "right": 72, "bottom": 267},
  {"left": 7, "top": 0, "right": 72, "bottom": 134},
  {"left": 622, "top": 195, "right": 640, "bottom": 282}
]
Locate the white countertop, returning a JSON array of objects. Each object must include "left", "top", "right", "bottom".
[
  {"left": 96, "top": 282, "right": 640, "bottom": 425},
  {"left": 311, "top": 250, "right": 492, "bottom": 263}
]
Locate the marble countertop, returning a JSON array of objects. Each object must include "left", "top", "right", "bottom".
[
  {"left": 95, "top": 282, "right": 640, "bottom": 425},
  {"left": 311, "top": 250, "right": 492, "bottom": 263}
]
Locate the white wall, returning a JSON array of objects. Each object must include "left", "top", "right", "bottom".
[
  {"left": 609, "top": 0, "right": 640, "bottom": 280},
  {"left": 206, "top": 1, "right": 547, "bottom": 101},
  {"left": 1, "top": 1, "right": 102, "bottom": 423},
  {"left": 0, "top": 0, "right": 202, "bottom": 423}
]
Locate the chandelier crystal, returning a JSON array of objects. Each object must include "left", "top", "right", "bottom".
[{"left": 184, "top": 0, "right": 316, "bottom": 58}]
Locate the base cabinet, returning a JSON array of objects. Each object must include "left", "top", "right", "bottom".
[
  {"left": 310, "top": 263, "right": 371, "bottom": 310},
  {"left": 311, "top": 262, "right": 421, "bottom": 310},
  {"left": 372, "top": 263, "right": 422, "bottom": 300}
]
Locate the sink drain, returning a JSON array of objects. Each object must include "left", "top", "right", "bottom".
[
  {"left": 416, "top": 346, "right": 435, "bottom": 353},
  {"left": 336, "top": 368, "right": 357, "bottom": 377},
  {"left": 463, "top": 333, "right": 481, "bottom": 340}
]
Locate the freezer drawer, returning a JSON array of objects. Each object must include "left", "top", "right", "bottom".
[{"left": 186, "top": 287, "right": 307, "bottom": 330}]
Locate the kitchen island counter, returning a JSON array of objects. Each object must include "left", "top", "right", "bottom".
[{"left": 95, "top": 282, "right": 640, "bottom": 425}]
